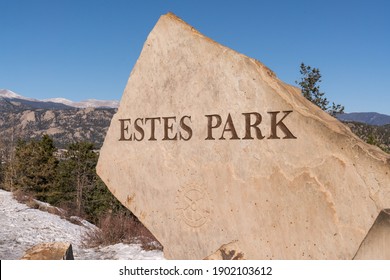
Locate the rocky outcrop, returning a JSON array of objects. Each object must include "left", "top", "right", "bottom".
[
  {"left": 97, "top": 13, "right": 390, "bottom": 259},
  {"left": 0, "top": 108, "right": 115, "bottom": 148}
]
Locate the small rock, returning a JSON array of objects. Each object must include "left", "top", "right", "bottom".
[{"left": 21, "top": 242, "right": 74, "bottom": 260}]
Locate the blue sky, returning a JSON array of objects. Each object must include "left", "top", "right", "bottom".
[{"left": 1, "top": 0, "right": 389, "bottom": 114}]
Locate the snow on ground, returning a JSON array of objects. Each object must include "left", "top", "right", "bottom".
[{"left": 0, "top": 189, "right": 164, "bottom": 260}]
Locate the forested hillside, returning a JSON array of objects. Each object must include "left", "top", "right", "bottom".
[{"left": 344, "top": 122, "right": 390, "bottom": 153}]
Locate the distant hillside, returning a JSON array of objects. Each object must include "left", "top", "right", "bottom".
[
  {"left": 337, "top": 112, "right": 390, "bottom": 126},
  {"left": 344, "top": 122, "right": 390, "bottom": 153},
  {"left": 0, "top": 89, "right": 118, "bottom": 148},
  {"left": 0, "top": 107, "right": 116, "bottom": 149}
]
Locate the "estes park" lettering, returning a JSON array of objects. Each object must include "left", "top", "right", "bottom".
[{"left": 118, "top": 111, "right": 297, "bottom": 141}]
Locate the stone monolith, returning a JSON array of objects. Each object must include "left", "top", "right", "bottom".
[{"left": 97, "top": 13, "right": 390, "bottom": 259}]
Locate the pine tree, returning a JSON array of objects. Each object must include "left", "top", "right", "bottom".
[
  {"left": 297, "top": 63, "right": 344, "bottom": 116},
  {"left": 13, "top": 135, "right": 58, "bottom": 201},
  {"left": 1, "top": 125, "right": 17, "bottom": 191},
  {"left": 55, "top": 141, "right": 126, "bottom": 221},
  {"left": 59, "top": 142, "right": 97, "bottom": 216}
]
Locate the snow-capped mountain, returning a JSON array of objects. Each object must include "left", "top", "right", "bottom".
[
  {"left": 0, "top": 89, "right": 118, "bottom": 148},
  {"left": 0, "top": 89, "right": 32, "bottom": 99},
  {"left": 43, "top": 97, "right": 119, "bottom": 109},
  {"left": 0, "top": 89, "right": 119, "bottom": 109}
]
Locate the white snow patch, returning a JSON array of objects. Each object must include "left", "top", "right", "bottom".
[
  {"left": 43, "top": 97, "right": 74, "bottom": 105},
  {"left": 0, "top": 89, "right": 36, "bottom": 101},
  {"left": 0, "top": 189, "right": 164, "bottom": 260},
  {"left": 43, "top": 98, "right": 119, "bottom": 108}
]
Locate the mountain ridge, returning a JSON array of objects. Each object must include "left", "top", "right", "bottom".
[
  {"left": 337, "top": 112, "right": 390, "bottom": 126},
  {"left": 0, "top": 89, "right": 119, "bottom": 110}
]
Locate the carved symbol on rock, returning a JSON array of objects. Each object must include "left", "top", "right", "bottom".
[{"left": 176, "top": 186, "right": 211, "bottom": 228}]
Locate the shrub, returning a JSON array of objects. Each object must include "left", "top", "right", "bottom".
[{"left": 83, "top": 211, "right": 162, "bottom": 251}]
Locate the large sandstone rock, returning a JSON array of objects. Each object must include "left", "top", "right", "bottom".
[{"left": 97, "top": 13, "right": 390, "bottom": 259}]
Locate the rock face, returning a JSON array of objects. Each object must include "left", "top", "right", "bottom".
[
  {"left": 21, "top": 242, "right": 74, "bottom": 260},
  {"left": 97, "top": 13, "right": 390, "bottom": 259}
]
